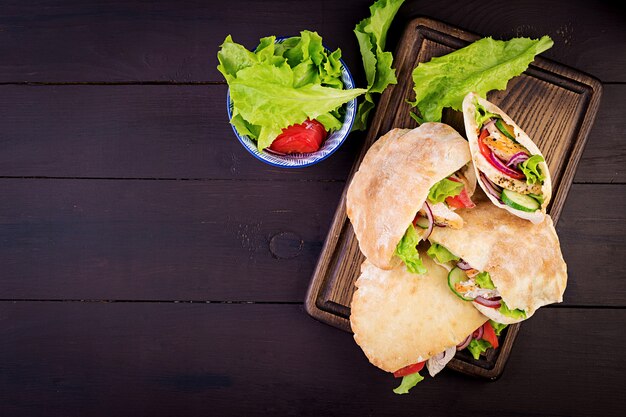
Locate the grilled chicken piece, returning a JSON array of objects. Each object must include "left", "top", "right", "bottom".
[
  {"left": 475, "top": 155, "right": 542, "bottom": 195},
  {"left": 483, "top": 133, "right": 530, "bottom": 162},
  {"left": 422, "top": 202, "right": 464, "bottom": 229}
]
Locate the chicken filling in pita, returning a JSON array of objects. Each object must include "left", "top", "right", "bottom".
[
  {"left": 394, "top": 166, "right": 476, "bottom": 275},
  {"left": 473, "top": 100, "right": 546, "bottom": 214},
  {"left": 427, "top": 243, "right": 527, "bottom": 320}
]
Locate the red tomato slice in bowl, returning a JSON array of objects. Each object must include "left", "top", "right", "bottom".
[{"left": 269, "top": 119, "right": 327, "bottom": 154}]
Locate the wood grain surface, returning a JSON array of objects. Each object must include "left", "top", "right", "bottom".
[
  {"left": 0, "top": 0, "right": 624, "bottom": 415},
  {"left": 0, "top": 303, "right": 624, "bottom": 417},
  {"left": 305, "top": 16, "right": 602, "bottom": 378},
  {"left": 0, "top": 0, "right": 624, "bottom": 82}
]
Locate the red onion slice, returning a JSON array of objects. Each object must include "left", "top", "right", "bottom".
[
  {"left": 488, "top": 150, "right": 525, "bottom": 178},
  {"left": 479, "top": 173, "right": 503, "bottom": 202},
  {"left": 457, "top": 260, "right": 472, "bottom": 270},
  {"left": 472, "top": 325, "right": 484, "bottom": 340},
  {"left": 456, "top": 334, "right": 472, "bottom": 351},
  {"left": 507, "top": 152, "right": 529, "bottom": 168},
  {"left": 474, "top": 296, "right": 502, "bottom": 309},
  {"left": 421, "top": 201, "right": 434, "bottom": 241}
]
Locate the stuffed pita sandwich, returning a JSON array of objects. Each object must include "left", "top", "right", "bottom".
[
  {"left": 346, "top": 123, "right": 476, "bottom": 274},
  {"left": 350, "top": 255, "right": 493, "bottom": 394},
  {"left": 462, "top": 92, "right": 552, "bottom": 224},
  {"left": 426, "top": 193, "right": 567, "bottom": 324}
]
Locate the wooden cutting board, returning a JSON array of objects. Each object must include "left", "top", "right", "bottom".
[{"left": 305, "top": 17, "right": 602, "bottom": 379}]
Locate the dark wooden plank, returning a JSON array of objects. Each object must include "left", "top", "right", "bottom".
[
  {"left": 0, "top": 302, "right": 623, "bottom": 416},
  {"left": 0, "top": 179, "right": 344, "bottom": 301},
  {"left": 0, "top": 0, "right": 624, "bottom": 83},
  {"left": 575, "top": 84, "right": 626, "bottom": 183},
  {"left": 0, "top": 0, "right": 368, "bottom": 84},
  {"left": 0, "top": 179, "right": 623, "bottom": 305},
  {"left": 557, "top": 185, "right": 626, "bottom": 306},
  {"left": 0, "top": 84, "right": 361, "bottom": 180}
]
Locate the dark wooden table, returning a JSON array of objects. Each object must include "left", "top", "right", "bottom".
[{"left": 0, "top": 1, "right": 624, "bottom": 415}]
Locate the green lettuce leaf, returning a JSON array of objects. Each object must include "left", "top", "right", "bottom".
[
  {"left": 475, "top": 271, "right": 495, "bottom": 290},
  {"left": 230, "top": 62, "right": 366, "bottom": 149},
  {"left": 427, "top": 178, "right": 464, "bottom": 204},
  {"left": 474, "top": 101, "right": 500, "bottom": 127},
  {"left": 499, "top": 301, "right": 527, "bottom": 319},
  {"left": 353, "top": 0, "right": 405, "bottom": 130},
  {"left": 218, "top": 31, "right": 366, "bottom": 150},
  {"left": 410, "top": 36, "right": 554, "bottom": 123},
  {"left": 427, "top": 243, "right": 459, "bottom": 264},
  {"left": 489, "top": 320, "right": 508, "bottom": 337},
  {"left": 519, "top": 155, "right": 546, "bottom": 185},
  {"left": 217, "top": 35, "right": 258, "bottom": 83},
  {"left": 395, "top": 225, "right": 426, "bottom": 274},
  {"left": 393, "top": 372, "right": 424, "bottom": 394},
  {"left": 467, "top": 339, "right": 492, "bottom": 360}
]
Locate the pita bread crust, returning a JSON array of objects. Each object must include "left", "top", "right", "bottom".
[
  {"left": 346, "top": 123, "right": 471, "bottom": 270},
  {"left": 350, "top": 255, "right": 487, "bottom": 373},
  {"left": 462, "top": 92, "right": 552, "bottom": 224},
  {"left": 473, "top": 302, "right": 528, "bottom": 324},
  {"left": 428, "top": 194, "right": 567, "bottom": 315}
]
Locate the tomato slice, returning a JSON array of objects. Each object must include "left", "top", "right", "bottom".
[
  {"left": 269, "top": 119, "right": 327, "bottom": 154},
  {"left": 393, "top": 361, "right": 426, "bottom": 378},
  {"left": 446, "top": 189, "right": 475, "bottom": 209},
  {"left": 481, "top": 321, "right": 499, "bottom": 349},
  {"left": 445, "top": 177, "right": 475, "bottom": 209},
  {"left": 478, "top": 128, "right": 493, "bottom": 160}
]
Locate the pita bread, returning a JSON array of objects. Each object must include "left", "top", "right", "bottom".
[
  {"left": 428, "top": 193, "right": 567, "bottom": 322},
  {"left": 350, "top": 255, "right": 487, "bottom": 373},
  {"left": 462, "top": 92, "right": 552, "bottom": 224},
  {"left": 346, "top": 123, "right": 472, "bottom": 270}
]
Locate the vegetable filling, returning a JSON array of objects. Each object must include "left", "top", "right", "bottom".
[
  {"left": 427, "top": 243, "right": 527, "bottom": 319},
  {"left": 474, "top": 100, "right": 546, "bottom": 212}
]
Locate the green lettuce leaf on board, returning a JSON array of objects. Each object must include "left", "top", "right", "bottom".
[
  {"left": 217, "top": 32, "right": 367, "bottom": 150},
  {"left": 427, "top": 178, "right": 464, "bottom": 204},
  {"left": 393, "top": 372, "right": 424, "bottom": 394},
  {"left": 353, "top": 0, "right": 405, "bottom": 130},
  {"left": 395, "top": 225, "right": 426, "bottom": 274},
  {"left": 427, "top": 243, "right": 459, "bottom": 264},
  {"left": 410, "top": 36, "right": 554, "bottom": 124}
]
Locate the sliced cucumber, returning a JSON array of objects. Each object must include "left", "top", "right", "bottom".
[
  {"left": 448, "top": 267, "right": 473, "bottom": 301},
  {"left": 415, "top": 217, "right": 430, "bottom": 229},
  {"left": 495, "top": 118, "right": 516, "bottom": 140},
  {"left": 502, "top": 189, "right": 540, "bottom": 212}
]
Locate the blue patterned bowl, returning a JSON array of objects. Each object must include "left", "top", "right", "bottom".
[{"left": 226, "top": 45, "right": 357, "bottom": 168}]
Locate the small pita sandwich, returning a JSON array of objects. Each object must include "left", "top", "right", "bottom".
[
  {"left": 462, "top": 92, "right": 552, "bottom": 224},
  {"left": 426, "top": 193, "right": 567, "bottom": 324},
  {"left": 346, "top": 123, "right": 476, "bottom": 274},
  {"left": 350, "top": 255, "right": 488, "bottom": 393}
]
